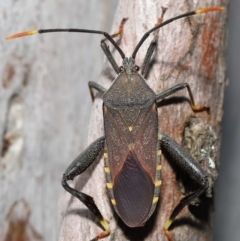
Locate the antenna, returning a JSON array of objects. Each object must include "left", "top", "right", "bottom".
[
  {"left": 131, "top": 6, "right": 224, "bottom": 59},
  {"left": 6, "top": 28, "right": 125, "bottom": 59}
]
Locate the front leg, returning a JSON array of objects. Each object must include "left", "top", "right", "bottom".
[
  {"left": 62, "top": 136, "right": 110, "bottom": 241},
  {"left": 159, "top": 133, "right": 209, "bottom": 241}
]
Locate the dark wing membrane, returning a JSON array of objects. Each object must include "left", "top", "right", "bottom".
[{"left": 113, "top": 150, "right": 154, "bottom": 227}]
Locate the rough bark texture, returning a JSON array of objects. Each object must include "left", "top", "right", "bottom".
[
  {"left": 58, "top": 0, "right": 227, "bottom": 241},
  {"left": 0, "top": 1, "right": 116, "bottom": 241}
]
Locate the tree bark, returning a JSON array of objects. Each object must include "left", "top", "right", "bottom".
[{"left": 58, "top": 0, "right": 227, "bottom": 241}]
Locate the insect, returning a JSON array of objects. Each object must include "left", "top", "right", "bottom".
[{"left": 7, "top": 6, "right": 223, "bottom": 241}]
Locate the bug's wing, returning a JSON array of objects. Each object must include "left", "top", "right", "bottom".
[
  {"left": 113, "top": 150, "right": 154, "bottom": 227},
  {"left": 103, "top": 103, "right": 158, "bottom": 227}
]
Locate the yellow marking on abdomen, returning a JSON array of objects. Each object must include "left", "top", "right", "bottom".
[
  {"left": 158, "top": 133, "right": 163, "bottom": 140},
  {"left": 104, "top": 167, "right": 110, "bottom": 173},
  {"left": 104, "top": 106, "right": 108, "bottom": 113},
  {"left": 111, "top": 199, "right": 116, "bottom": 205},
  {"left": 155, "top": 180, "right": 162, "bottom": 186},
  {"left": 152, "top": 196, "right": 159, "bottom": 204},
  {"left": 106, "top": 182, "right": 113, "bottom": 189},
  {"left": 152, "top": 103, "right": 156, "bottom": 110},
  {"left": 157, "top": 164, "right": 162, "bottom": 170}
]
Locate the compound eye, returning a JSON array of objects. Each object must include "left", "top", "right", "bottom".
[
  {"left": 134, "top": 65, "right": 140, "bottom": 71},
  {"left": 119, "top": 66, "right": 124, "bottom": 72}
]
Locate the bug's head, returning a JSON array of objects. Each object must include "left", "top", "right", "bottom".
[{"left": 120, "top": 57, "right": 139, "bottom": 74}]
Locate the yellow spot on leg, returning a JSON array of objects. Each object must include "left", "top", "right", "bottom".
[
  {"left": 152, "top": 196, "right": 159, "bottom": 204},
  {"left": 111, "top": 199, "right": 116, "bottom": 205},
  {"left": 100, "top": 219, "right": 110, "bottom": 232},
  {"left": 157, "top": 164, "right": 162, "bottom": 170},
  {"left": 164, "top": 219, "right": 172, "bottom": 230},
  {"left": 157, "top": 150, "right": 162, "bottom": 156},
  {"left": 163, "top": 219, "right": 173, "bottom": 241},
  {"left": 104, "top": 167, "right": 110, "bottom": 173},
  {"left": 104, "top": 152, "right": 108, "bottom": 158},
  {"left": 96, "top": 219, "right": 110, "bottom": 239}
]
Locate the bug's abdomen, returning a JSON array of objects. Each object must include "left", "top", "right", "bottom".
[{"left": 113, "top": 150, "right": 154, "bottom": 227}]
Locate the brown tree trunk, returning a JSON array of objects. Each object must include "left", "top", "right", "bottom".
[{"left": 58, "top": 0, "right": 227, "bottom": 241}]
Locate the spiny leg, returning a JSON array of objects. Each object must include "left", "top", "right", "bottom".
[
  {"left": 155, "top": 83, "right": 210, "bottom": 112},
  {"left": 101, "top": 18, "right": 128, "bottom": 74},
  {"left": 61, "top": 136, "right": 110, "bottom": 241},
  {"left": 158, "top": 133, "right": 208, "bottom": 241},
  {"left": 88, "top": 81, "right": 107, "bottom": 102},
  {"left": 141, "top": 7, "right": 167, "bottom": 78}
]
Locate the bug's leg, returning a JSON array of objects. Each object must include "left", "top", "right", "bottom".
[
  {"left": 88, "top": 81, "right": 107, "bottom": 101},
  {"left": 61, "top": 136, "right": 110, "bottom": 241},
  {"left": 158, "top": 133, "right": 209, "bottom": 241},
  {"left": 155, "top": 83, "right": 210, "bottom": 112},
  {"left": 141, "top": 7, "right": 167, "bottom": 78},
  {"left": 101, "top": 18, "right": 128, "bottom": 74}
]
